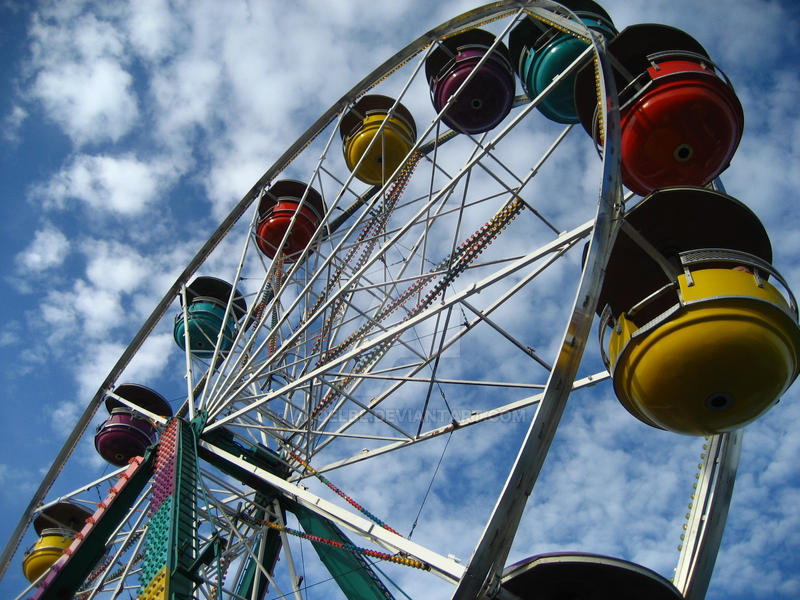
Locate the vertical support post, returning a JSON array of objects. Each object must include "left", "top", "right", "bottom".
[
  {"left": 180, "top": 285, "right": 196, "bottom": 422},
  {"left": 233, "top": 492, "right": 284, "bottom": 600},
  {"left": 138, "top": 418, "right": 199, "bottom": 600},
  {"left": 673, "top": 431, "right": 742, "bottom": 599}
]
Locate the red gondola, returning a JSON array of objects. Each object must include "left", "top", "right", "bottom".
[
  {"left": 255, "top": 180, "right": 325, "bottom": 261},
  {"left": 575, "top": 24, "right": 744, "bottom": 196}
]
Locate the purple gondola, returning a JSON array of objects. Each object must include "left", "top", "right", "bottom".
[{"left": 94, "top": 383, "right": 172, "bottom": 466}]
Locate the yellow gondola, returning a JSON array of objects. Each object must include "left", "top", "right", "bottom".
[
  {"left": 598, "top": 187, "right": 800, "bottom": 435},
  {"left": 340, "top": 95, "right": 416, "bottom": 185},
  {"left": 22, "top": 502, "right": 93, "bottom": 583}
]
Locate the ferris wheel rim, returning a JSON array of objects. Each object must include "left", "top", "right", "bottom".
[
  {"left": 1, "top": 3, "right": 745, "bottom": 599},
  {"left": 2, "top": 3, "right": 612, "bottom": 591},
  {"left": 0, "top": 2, "right": 535, "bottom": 581}
]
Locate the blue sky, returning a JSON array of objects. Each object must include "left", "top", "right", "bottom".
[{"left": 1, "top": 1, "right": 799, "bottom": 598}]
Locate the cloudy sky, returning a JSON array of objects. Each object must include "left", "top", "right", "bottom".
[{"left": 1, "top": 1, "right": 799, "bottom": 599}]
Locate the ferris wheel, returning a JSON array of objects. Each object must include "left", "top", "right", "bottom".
[{"left": 3, "top": 2, "right": 799, "bottom": 599}]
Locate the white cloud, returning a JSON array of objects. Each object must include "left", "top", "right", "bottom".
[
  {"left": 29, "top": 9, "right": 126, "bottom": 64},
  {"left": 38, "top": 296, "right": 79, "bottom": 344},
  {"left": 73, "top": 281, "right": 122, "bottom": 337},
  {"left": 125, "top": 0, "right": 181, "bottom": 62},
  {"left": 33, "top": 59, "right": 138, "bottom": 145},
  {"left": 205, "top": 148, "right": 269, "bottom": 219},
  {"left": 28, "top": 11, "right": 139, "bottom": 146},
  {"left": 41, "top": 153, "right": 168, "bottom": 216},
  {"left": 82, "top": 238, "right": 149, "bottom": 292},
  {"left": 14, "top": 223, "right": 70, "bottom": 273},
  {"left": 149, "top": 55, "right": 221, "bottom": 147},
  {"left": 32, "top": 236, "right": 186, "bottom": 352},
  {"left": 68, "top": 333, "right": 175, "bottom": 406},
  {"left": 0, "top": 329, "right": 20, "bottom": 348},
  {"left": 2, "top": 105, "right": 27, "bottom": 143},
  {"left": 49, "top": 397, "right": 85, "bottom": 436},
  {"left": 123, "top": 332, "right": 175, "bottom": 385},
  {"left": 73, "top": 340, "right": 126, "bottom": 401},
  {"left": 37, "top": 279, "right": 120, "bottom": 346},
  {"left": 0, "top": 463, "right": 37, "bottom": 500}
]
